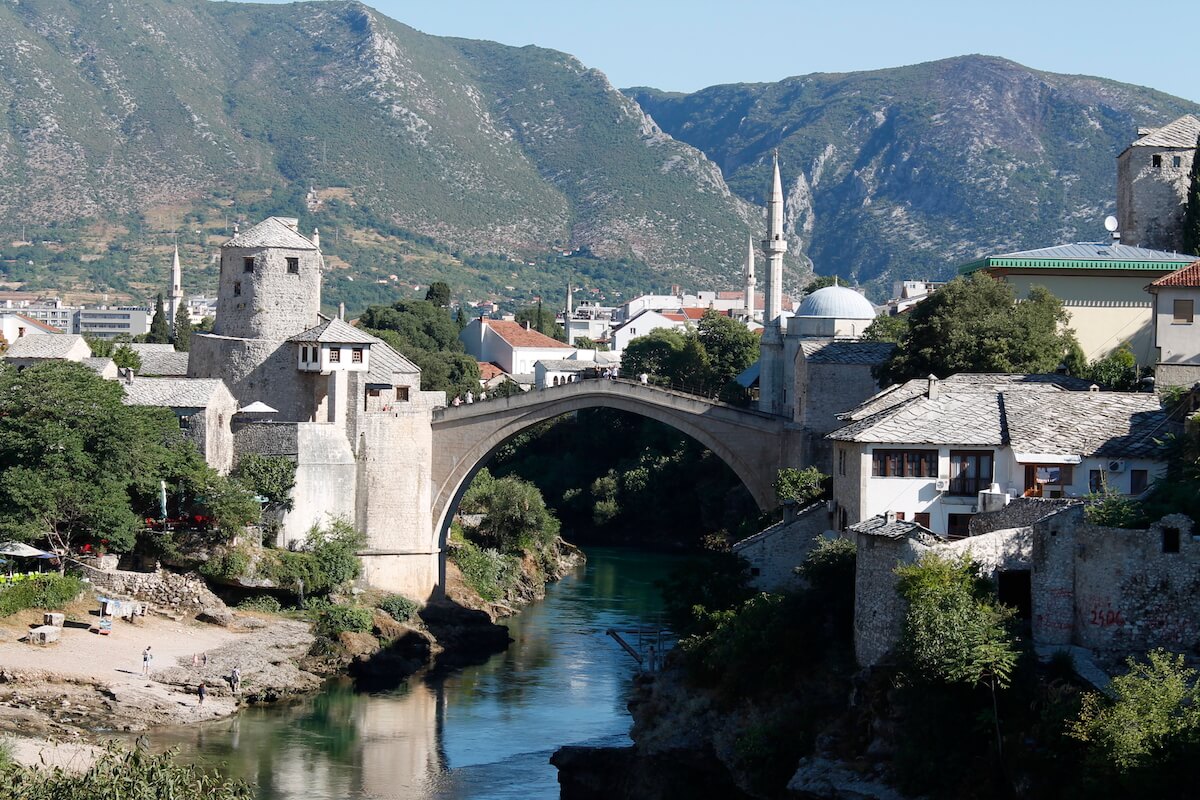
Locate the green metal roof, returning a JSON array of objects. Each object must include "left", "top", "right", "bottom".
[{"left": 959, "top": 242, "right": 1197, "bottom": 275}]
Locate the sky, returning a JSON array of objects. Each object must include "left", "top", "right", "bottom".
[{"left": 249, "top": 0, "right": 1199, "bottom": 103}]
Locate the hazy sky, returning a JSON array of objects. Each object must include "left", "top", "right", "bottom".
[{"left": 249, "top": 0, "right": 1198, "bottom": 102}]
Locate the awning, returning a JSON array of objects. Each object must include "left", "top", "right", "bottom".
[
  {"left": 1013, "top": 453, "right": 1082, "bottom": 465},
  {"left": 736, "top": 361, "right": 761, "bottom": 388},
  {"left": 0, "top": 542, "right": 52, "bottom": 558},
  {"left": 236, "top": 401, "right": 278, "bottom": 414}
]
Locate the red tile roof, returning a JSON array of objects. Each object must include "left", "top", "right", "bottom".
[
  {"left": 661, "top": 312, "right": 687, "bottom": 322},
  {"left": 483, "top": 319, "right": 571, "bottom": 349},
  {"left": 1150, "top": 260, "right": 1200, "bottom": 288},
  {"left": 478, "top": 361, "right": 505, "bottom": 380},
  {"left": 10, "top": 313, "right": 62, "bottom": 333}
]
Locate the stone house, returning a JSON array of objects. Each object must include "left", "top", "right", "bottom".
[
  {"left": 828, "top": 374, "right": 1174, "bottom": 538},
  {"left": 1146, "top": 260, "right": 1200, "bottom": 389},
  {"left": 459, "top": 317, "right": 575, "bottom": 377},
  {"left": 1116, "top": 114, "right": 1200, "bottom": 253},
  {"left": 120, "top": 376, "right": 237, "bottom": 475},
  {"left": 2, "top": 332, "right": 92, "bottom": 367},
  {"left": 851, "top": 503, "right": 1200, "bottom": 667},
  {"left": 732, "top": 503, "right": 833, "bottom": 592}
]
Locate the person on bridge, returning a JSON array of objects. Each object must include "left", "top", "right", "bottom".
[
  {"left": 465, "top": 390, "right": 474, "bottom": 404},
  {"left": 639, "top": 373, "right": 649, "bottom": 384},
  {"left": 452, "top": 396, "right": 461, "bottom": 406}
]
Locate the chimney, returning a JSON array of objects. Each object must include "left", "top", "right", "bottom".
[
  {"left": 927, "top": 374, "right": 940, "bottom": 399},
  {"left": 338, "top": 302, "right": 345, "bottom": 321},
  {"left": 525, "top": 320, "right": 531, "bottom": 331},
  {"left": 312, "top": 227, "right": 320, "bottom": 249},
  {"left": 885, "top": 510, "right": 897, "bottom": 524}
]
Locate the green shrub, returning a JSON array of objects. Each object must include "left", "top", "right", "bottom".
[
  {"left": 376, "top": 595, "right": 419, "bottom": 622},
  {"left": 1085, "top": 490, "right": 1150, "bottom": 529},
  {"left": 0, "top": 574, "right": 84, "bottom": 617},
  {"left": 773, "top": 466, "right": 830, "bottom": 506},
  {"left": 260, "top": 518, "right": 364, "bottom": 594},
  {"left": 198, "top": 548, "right": 250, "bottom": 582},
  {"left": 0, "top": 741, "right": 253, "bottom": 799},
  {"left": 450, "top": 539, "right": 520, "bottom": 602},
  {"left": 313, "top": 605, "right": 373, "bottom": 638},
  {"left": 236, "top": 595, "right": 282, "bottom": 613},
  {"left": 232, "top": 454, "right": 296, "bottom": 509}
]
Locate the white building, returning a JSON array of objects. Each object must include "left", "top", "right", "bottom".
[
  {"left": 459, "top": 318, "right": 575, "bottom": 378},
  {"left": 828, "top": 374, "right": 1172, "bottom": 538},
  {"left": 1147, "top": 260, "right": 1200, "bottom": 389},
  {"left": 0, "top": 310, "right": 59, "bottom": 343},
  {"left": 76, "top": 305, "right": 152, "bottom": 339}
]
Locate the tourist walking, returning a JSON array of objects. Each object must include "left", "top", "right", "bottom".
[
  {"left": 197, "top": 681, "right": 206, "bottom": 706},
  {"left": 142, "top": 646, "right": 153, "bottom": 676}
]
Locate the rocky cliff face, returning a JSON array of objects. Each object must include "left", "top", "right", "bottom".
[{"left": 629, "top": 56, "right": 1200, "bottom": 294}]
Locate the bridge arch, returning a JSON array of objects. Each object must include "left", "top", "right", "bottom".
[{"left": 429, "top": 380, "right": 793, "bottom": 554}]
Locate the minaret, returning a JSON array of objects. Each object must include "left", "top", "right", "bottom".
[
  {"left": 743, "top": 234, "right": 756, "bottom": 320},
  {"left": 566, "top": 281, "right": 574, "bottom": 315},
  {"left": 758, "top": 151, "right": 790, "bottom": 418},
  {"left": 762, "top": 151, "right": 788, "bottom": 325},
  {"left": 168, "top": 243, "right": 184, "bottom": 333}
]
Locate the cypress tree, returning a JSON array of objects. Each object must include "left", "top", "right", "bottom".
[
  {"left": 147, "top": 293, "right": 171, "bottom": 344},
  {"left": 173, "top": 303, "right": 193, "bottom": 352},
  {"left": 1183, "top": 133, "right": 1200, "bottom": 256}
]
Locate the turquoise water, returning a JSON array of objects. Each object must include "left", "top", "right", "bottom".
[{"left": 144, "top": 547, "right": 681, "bottom": 799}]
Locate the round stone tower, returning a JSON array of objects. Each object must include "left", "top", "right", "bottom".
[{"left": 214, "top": 217, "right": 322, "bottom": 340}]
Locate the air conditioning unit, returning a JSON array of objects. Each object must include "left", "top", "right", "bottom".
[
  {"left": 1107, "top": 460, "right": 1126, "bottom": 473},
  {"left": 934, "top": 478, "right": 950, "bottom": 492}
]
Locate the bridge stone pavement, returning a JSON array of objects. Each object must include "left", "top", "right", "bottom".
[{"left": 429, "top": 379, "right": 800, "bottom": 550}]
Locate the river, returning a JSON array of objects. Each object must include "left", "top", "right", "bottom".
[{"left": 143, "top": 546, "right": 682, "bottom": 799}]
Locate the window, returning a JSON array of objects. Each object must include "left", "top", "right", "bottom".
[
  {"left": 838, "top": 448, "right": 846, "bottom": 476},
  {"left": 949, "top": 450, "right": 993, "bottom": 495},
  {"left": 243, "top": 257, "right": 255, "bottom": 273},
  {"left": 871, "top": 449, "right": 938, "bottom": 478},
  {"left": 948, "top": 513, "right": 972, "bottom": 538},
  {"left": 352, "top": 348, "right": 363, "bottom": 363},
  {"left": 329, "top": 348, "right": 341, "bottom": 363},
  {"left": 1173, "top": 156, "right": 1183, "bottom": 168},
  {"left": 1173, "top": 299, "right": 1194, "bottom": 324},
  {"left": 1024, "top": 464, "right": 1073, "bottom": 497},
  {"left": 1089, "top": 469, "right": 1104, "bottom": 493},
  {"left": 1162, "top": 527, "right": 1181, "bottom": 554},
  {"left": 1130, "top": 469, "right": 1149, "bottom": 495},
  {"left": 914, "top": 512, "right": 931, "bottom": 528},
  {"left": 1152, "top": 154, "right": 1162, "bottom": 168},
  {"left": 396, "top": 387, "right": 409, "bottom": 402},
  {"left": 233, "top": 281, "right": 241, "bottom": 297},
  {"left": 287, "top": 257, "right": 300, "bottom": 274},
  {"left": 895, "top": 512, "right": 906, "bottom": 521}
]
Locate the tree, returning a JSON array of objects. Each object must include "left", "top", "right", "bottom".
[
  {"left": 455, "top": 306, "right": 468, "bottom": 332},
  {"left": 1083, "top": 341, "right": 1139, "bottom": 391},
  {"left": 861, "top": 313, "right": 908, "bottom": 344},
  {"left": 424, "top": 281, "right": 451, "bottom": 307},
  {"left": 874, "top": 273, "right": 1075, "bottom": 386},
  {"left": 112, "top": 344, "right": 142, "bottom": 372},
  {"left": 621, "top": 328, "right": 688, "bottom": 380},
  {"left": 773, "top": 467, "right": 829, "bottom": 507},
  {"left": 803, "top": 275, "right": 837, "bottom": 294},
  {"left": 515, "top": 305, "right": 564, "bottom": 340},
  {"left": 696, "top": 309, "right": 757, "bottom": 393},
  {"left": 359, "top": 300, "right": 481, "bottom": 399},
  {"left": 1184, "top": 134, "right": 1200, "bottom": 257},
  {"left": 572, "top": 336, "right": 608, "bottom": 352},
  {"left": 461, "top": 468, "right": 560, "bottom": 553},
  {"left": 173, "top": 303, "right": 193, "bottom": 352},
  {"left": 147, "top": 293, "right": 171, "bottom": 344}
]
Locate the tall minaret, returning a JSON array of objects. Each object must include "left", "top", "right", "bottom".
[
  {"left": 168, "top": 243, "right": 184, "bottom": 333},
  {"left": 762, "top": 150, "right": 788, "bottom": 325},
  {"left": 743, "top": 234, "right": 756, "bottom": 320}
]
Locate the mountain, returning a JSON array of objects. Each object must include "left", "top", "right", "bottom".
[
  {"left": 0, "top": 0, "right": 760, "bottom": 312},
  {"left": 628, "top": 56, "right": 1200, "bottom": 294}
]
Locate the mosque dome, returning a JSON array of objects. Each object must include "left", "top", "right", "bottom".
[{"left": 796, "top": 285, "right": 877, "bottom": 320}]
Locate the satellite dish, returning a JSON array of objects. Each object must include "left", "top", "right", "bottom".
[{"left": 1104, "top": 215, "right": 1119, "bottom": 232}]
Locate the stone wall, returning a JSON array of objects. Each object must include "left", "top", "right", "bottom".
[
  {"left": 85, "top": 568, "right": 226, "bottom": 615},
  {"left": 189, "top": 334, "right": 318, "bottom": 421},
  {"left": 796, "top": 360, "right": 880, "bottom": 474},
  {"left": 1155, "top": 363, "right": 1200, "bottom": 391},
  {"left": 1117, "top": 144, "right": 1194, "bottom": 252},
  {"left": 233, "top": 420, "right": 300, "bottom": 460},
  {"left": 214, "top": 245, "right": 322, "bottom": 341},
  {"left": 852, "top": 532, "right": 934, "bottom": 667},
  {"left": 280, "top": 423, "right": 357, "bottom": 547},
  {"left": 733, "top": 504, "right": 832, "bottom": 592}
]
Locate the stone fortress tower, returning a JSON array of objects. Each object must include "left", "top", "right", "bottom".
[
  {"left": 1116, "top": 114, "right": 1200, "bottom": 251},
  {"left": 757, "top": 152, "right": 789, "bottom": 416},
  {"left": 188, "top": 217, "right": 446, "bottom": 599}
]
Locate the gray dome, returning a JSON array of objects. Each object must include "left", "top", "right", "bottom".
[{"left": 796, "top": 285, "right": 876, "bottom": 319}]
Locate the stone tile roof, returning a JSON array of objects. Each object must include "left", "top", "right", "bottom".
[
  {"left": 82, "top": 357, "right": 115, "bottom": 375},
  {"left": 362, "top": 335, "right": 420, "bottom": 384},
  {"left": 289, "top": 317, "right": 378, "bottom": 345},
  {"left": 536, "top": 359, "right": 600, "bottom": 371},
  {"left": 830, "top": 379, "right": 1176, "bottom": 460},
  {"left": 849, "top": 515, "right": 943, "bottom": 542},
  {"left": 484, "top": 320, "right": 571, "bottom": 349},
  {"left": 1128, "top": 114, "right": 1200, "bottom": 149},
  {"left": 1149, "top": 261, "right": 1200, "bottom": 288},
  {"left": 3, "top": 333, "right": 88, "bottom": 360},
  {"left": 121, "top": 378, "right": 228, "bottom": 409},
  {"left": 840, "top": 373, "right": 1093, "bottom": 422},
  {"left": 800, "top": 340, "right": 896, "bottom": 365},
  {"left": 136, "top": 351, "right": 190, "bottom": 377},
  {"left": 222, "top": 217, "right": 317, "bottom": 250},
  {"left": 127, "top": 343, "right": 176, "bottom": 354}
]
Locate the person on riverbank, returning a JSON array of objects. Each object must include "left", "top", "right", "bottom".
[
  {"left": 142, "top": 646, "right": 153, "bottom": 677},
  {"left": 197, "top": 681, "right": 206, "bottom": 706},
  {"left": 231, "top": 666, "right": 241, "bottom": 695}
]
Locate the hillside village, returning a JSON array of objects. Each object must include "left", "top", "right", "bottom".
[{"left": 0, "top": 17, "right": 1198, "bottom": 788}]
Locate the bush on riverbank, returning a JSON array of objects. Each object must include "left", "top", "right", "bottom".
[
  {"left": 376, "top": 595, "right": 419, "bottom": 622},
  {"left": 0, "top": 742, "right": 254, "bottom": 799},
  {"left": 0, "top": 574, "right": 84, "bottom": 617},
  {"left": 313, "top": 605, "right": 373, "bottom": 638},
  {"left": 450, "top": 536, "right": 521, "bottom": 603}
]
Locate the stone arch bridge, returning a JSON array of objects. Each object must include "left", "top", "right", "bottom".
[{"left": 429, "top": 380, "right": 799, "bottom": 549}]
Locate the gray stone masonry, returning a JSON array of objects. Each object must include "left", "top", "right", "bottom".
[
  {"left": 215, "top": 245, "right": 321, "bottom": 342},
  {"left": 733, "top": 504, "right": 833, "bottom": 592},
  {"left": 85, "top": 568, "right": 227, "bottom": 616}
]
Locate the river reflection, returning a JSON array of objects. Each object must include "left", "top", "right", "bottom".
[{"left": 143, "top": 547, "right": 681, "bottom": 799}]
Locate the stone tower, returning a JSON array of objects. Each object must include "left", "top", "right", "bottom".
[
  {"left": 168, "top": 244, "right": 184, "bottom": 332},
  {"left": 1116, "top": 115, "right": 1200, "bottom": 251},
  {"left": 743, "top": 234, "right": 756, "bottom": 320},
  {"left": 758, "top": 152, "right": 789, "bottom": 416},
  {"left": 188, "top": 217, "right": 325, "bottom": 420}
]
